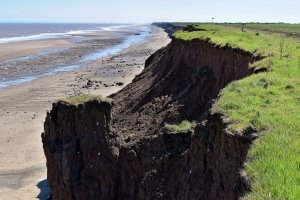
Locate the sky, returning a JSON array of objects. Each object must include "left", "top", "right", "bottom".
[{"left": 0, "top": 0, "right": 299, "bottom": 23}]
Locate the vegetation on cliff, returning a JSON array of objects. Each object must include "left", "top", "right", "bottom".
[
  {"left": 59, "top": 94, "right": 112, "bottom": 105},
  {"left": 175, "top": 24, "right": 300, "bottom": 199},
  {"left": 165, "top": 120, "right": 197, "bottom": 133},
  {"left": 221, "top": 23, "right": 300, "bottom": 37}
]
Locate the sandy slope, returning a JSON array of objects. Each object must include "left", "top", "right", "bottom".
[{"left": 0, "top": 27, "right": 170, "bottom": 199}]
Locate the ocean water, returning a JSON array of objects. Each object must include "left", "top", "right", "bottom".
[
  {"left": 0, "top": 23, "right": 152, "bottom": 89},
  {"left": 0, "top": 23, "right": 129, "bottom": 44}
]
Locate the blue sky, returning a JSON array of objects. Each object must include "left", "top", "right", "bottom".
[{"left": 0, "top": 0, "right": 299, "bottom": 23}]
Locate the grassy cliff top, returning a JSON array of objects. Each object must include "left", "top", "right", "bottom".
[
  {"left": 174, "top": 24, "right": 299, "bottom": 57},
  {"left": 176, "top": 24, "right": 300, "bottom": 199},
  {"left": 221, "top": 23, "right": 300, "bottom": 37},
  {"left": 59, "top": 94, "right": 112, "bottom": 105}
]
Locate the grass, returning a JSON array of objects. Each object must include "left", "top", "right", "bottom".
[
  {"left": 221, "top": 23, "right": 300, "bottom": 37},
  {"left": 59, "top": 94, "right": 112, "bottom": 105},
  {"left": 174, "top": 24, "right": 299, "bottom": 58},
  {"left": 171, "top": 22, "right": 300, "bottom": 37},
  {"left": 175, "top": 24, "right": 300, "bottom": 199},
  {"left": 165, "top": 120, "right": 197, "bottom": 133}
]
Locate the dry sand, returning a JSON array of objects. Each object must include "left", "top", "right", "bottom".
[{"left": 0, "top": 27, "right": 170, "bottom": 199}]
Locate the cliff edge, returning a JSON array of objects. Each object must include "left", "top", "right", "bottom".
[{"left": 43, "top": 38, "right": 260, "bottom": 199}]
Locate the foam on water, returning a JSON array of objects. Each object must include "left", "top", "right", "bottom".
[
  {"left": 0, "top": 32, "right": 68, "bottom": 44},
  {"left": 66, "top": 30, "right": 102, "bottom": 35},
  {"left": 0, "top": 24, "right": 133, "bottom": 44}
]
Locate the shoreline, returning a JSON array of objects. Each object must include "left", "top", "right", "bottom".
[
  {"left": 0, "top": 26, "right": 170, "bottom": 199},
  {"left": 0, "top": 26, "right": 151, "bottom": 89}
]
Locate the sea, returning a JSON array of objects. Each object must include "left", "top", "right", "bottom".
[
  {"left": 0, "top": 23, "right": 128, "bottom": 43},
  {"left": 0, "top": 23, "right": 152, "bottom": 89}
]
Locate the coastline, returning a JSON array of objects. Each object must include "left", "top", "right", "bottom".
[
  {"left": 0, "top": 26, "right": 170, "bottom": 199},
  {"left": 0, "top": 26, "right": 141, "bottom": 88},
  {"left": 0, "top": 25, "right": 152, "bottom": 89}
]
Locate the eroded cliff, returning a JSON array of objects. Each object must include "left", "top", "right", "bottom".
[{"left": 43, "top": 38, "right": 260, "bottom": 199}]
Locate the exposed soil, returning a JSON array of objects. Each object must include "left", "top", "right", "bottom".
[
  {"left": 43, "top": 38, "right": 261, "bottom": 199},
  {"left": 110, "top": 38, "right": 258, "bottom": 138}
]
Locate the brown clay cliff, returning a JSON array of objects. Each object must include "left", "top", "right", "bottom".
[{"left": 42, "top": 37, "right": 260, "bottom": 199}]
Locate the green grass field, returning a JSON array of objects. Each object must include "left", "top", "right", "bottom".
[
  {"left": 222, "top": 23, "right": 300, "bottom": 37},
  {"left": 175, "top": 24, "right": 300, "bottom": 199},
  {"left": 171, "top": 22, "right": 300, "bottom": 37}
]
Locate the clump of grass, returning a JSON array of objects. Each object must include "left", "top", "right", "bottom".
[
  {"left": 165, "top": 120, "right": 197, "bottom": 133},
  {"left": 183, "top": 24, "right": 203, "bottom": 32},
  {"left": 59, "top": 94, "right": 112, "bottom": 105}
]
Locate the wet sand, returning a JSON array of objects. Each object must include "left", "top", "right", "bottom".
[
  {"left": 0, "top": 27, "right": 170, "bottom": 199},
  {"left": 0, "top": 39, "right": 72, "bottom": 62},
  {"left": 0, "top": 37, "right": 122, "bottom": 82}
]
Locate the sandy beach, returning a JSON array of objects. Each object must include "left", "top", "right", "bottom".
[{"left": 0, "top": 27, "right": 170, "bottom": 199}]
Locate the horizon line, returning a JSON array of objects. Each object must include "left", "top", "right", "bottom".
[{"left": 0, "top": 21, "right": 299, "bottom": 24}]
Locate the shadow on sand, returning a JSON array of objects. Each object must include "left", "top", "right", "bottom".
[{"left": 36, "top": 179, "right": 52, "bottom": 200}]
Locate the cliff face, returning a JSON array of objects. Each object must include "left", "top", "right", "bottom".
[
  {"left": 43, "top": 39, "right": 259, "bottom": 199},
  {"left": 111, "top": 39, "right": 257, "bottom": 136},
  {"left": 42, "top": 100, "right": 118, "bottom": 199}
]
